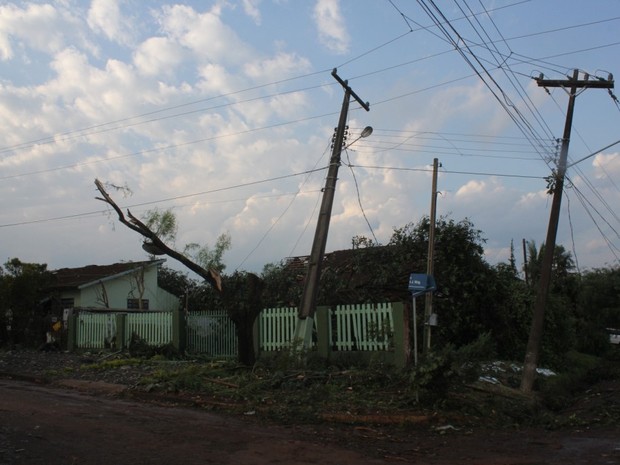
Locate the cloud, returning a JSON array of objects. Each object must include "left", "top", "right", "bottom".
[
  {"left": 133, "top": 36, "right": 186, "bottom": 77},
  {"left": 87, "top": 0, "right": 134, "bottom": 46},
  {"left": 0, "top": 1, "right": 617, "bottom": 276},
  {"left": 242, "top": 0, "right": 262, "bottom": 25},
  {"left": 0, "top": 3, "right": 82, "bottom": 59},
  {"left": 156, "top": 4, "right": 252, "bottom": 66},
  {"left": 592, "top": 152, "right": 620, "bottom": 181},
  {"left": 313, "top": 0, "right": 350, "bottom": 54},
  {"left": 244, "top": 52, "right": 312, "bottom": 82}
]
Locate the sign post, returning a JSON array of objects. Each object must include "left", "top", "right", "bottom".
[{"left": 408, "top": 274, "right": 436, "bottom": 366}]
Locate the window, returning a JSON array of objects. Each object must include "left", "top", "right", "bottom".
[{"left": 127, "top": 298, "right": 149, "bottom": 310}]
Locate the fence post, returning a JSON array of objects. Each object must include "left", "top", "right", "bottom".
[
  {"left": 315, "top": 306, "right": 330, "bottom": 360},
  {"left": 172, "top": 308, "right": 186, "bottom": 353},
  {"left": 253, "top": 311, "right": 260, "bottom": 358},
  {"left": 115, "top": 313, "right": 127, "bottom": 350},
  {"left": 66, "top": 313, "right": 77, "bottom": 352},
  {"left": 391, "top": 302, "right": 410, "bottom": 368}
]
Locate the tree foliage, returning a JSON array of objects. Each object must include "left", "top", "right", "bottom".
[
  {"left": 144, "top": 208, "right": 178, "bottom": 245},
  {"left": 575, "top": 267, "right": 620, "bottom": 355},
  {"left": 183, "top": 232, "right": 232, "bottom": 273},
  {"left": 0, "top": 258, "right": 53, "bottom": 347}
]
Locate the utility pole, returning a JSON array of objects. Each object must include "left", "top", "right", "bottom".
[
  {"left": 522, "top": 238, "right": 529, "bottom": 286},
  {"left": 520, "top": 69, "right": 614, "bottom": 393},
  {"left": 295, "top": 69, "right": 370, "bottom": 346},
  {"left": 423, "top": 158, "right": 440, "bottom": 353}
]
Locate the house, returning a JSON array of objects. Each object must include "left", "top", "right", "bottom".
[{"left": 49, "top": 259, "right": 180, "bottom": 314}]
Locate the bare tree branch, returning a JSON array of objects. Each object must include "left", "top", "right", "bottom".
[{"left": 95, "top": 178, "right": 222, "bottom": 291}]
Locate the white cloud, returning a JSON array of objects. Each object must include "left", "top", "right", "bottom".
[
  {"left": 455, "top": 179, "right": 486, "bottom": 198},
  {"left": 592, "top": 152, "right": 620, "bottom": 180},
  {"left": 0, "top": 3, "right": 75, "bottom": 59},
  {"left": 156, "top": 4, "right": 252, "bottom": 66},
  {"left": 242, "top": 0, "right": 262, "bottom": 25},
  {"left": 244, "top": 52, "right": 312, "bottom": 81},
  {"left": 313, "top": 0, "right": 349, "bottom": 54},
  {"left": 133, "top": 36, "right": 185, "bottom": 77},
  {"left": 87, "top": 0, "right": 134, "bottom": 46}
]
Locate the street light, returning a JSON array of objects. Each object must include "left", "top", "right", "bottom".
[{"left": 345, "top": 126, "right": 373, "bottom": 149}]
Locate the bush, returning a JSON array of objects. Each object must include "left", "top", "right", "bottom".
[
  {"left": 409, "top": 332, "right": 496, "bottom": 401},
  {"left": 538, "top": 351, "right": 614, "bottom": 411}
]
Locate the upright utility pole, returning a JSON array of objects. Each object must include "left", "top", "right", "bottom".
[
  {"left": 522, "top": 238, "right": 529, "bottom": 286},
  {"left": 295, "top": 69, "right": 370, "bottom": 345},
  {"left": 521, "top": 69, "right": 614, "bottom": 392},
  {"left": 423, "top": 158, "right": 440, "bottom": 353}
]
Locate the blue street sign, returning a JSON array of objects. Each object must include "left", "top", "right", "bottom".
[{"left": 408, "top": 273, "right": 436, "bottom": 296}]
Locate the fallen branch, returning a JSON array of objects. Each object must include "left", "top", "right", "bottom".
[
  {"left": 202, "top": 377, "right": 239, "bottom": 389},
  {"left": 94, "top": 178, "right": 221, "bottom": 291}
]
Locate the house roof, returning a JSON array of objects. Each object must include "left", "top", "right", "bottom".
[
  {"left": 51, "top": 259, "right": 165, "bottom": 290},
  {"left": 284, "top": 244, "right": 420, "bottom": 303}
]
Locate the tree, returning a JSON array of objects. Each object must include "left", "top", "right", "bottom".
[
  {"left": 95, "top": 179, "right": 274, "bottom": 365},
  {"left": 262, "top": 216, "right": 535, "bottom": 359},
  {"left": 575, "top": 266, "right": 620, "bottom": 355},
  {"left": 0, "top": 259, "right": 53, "bottom": 347},
  {"left": 94, "top": 179, "right": 221, "bottom": 291},
  {"left": 201, "top": 271, "right": 263, "bottom": 365},
  {"left": 522, "top": 241, "right": 580, "bottom": 367}
]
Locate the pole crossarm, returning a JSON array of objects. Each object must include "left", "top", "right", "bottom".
[
  {"left": 535, "top": 78, "right": 614, "bottom": 90},
  {"left": 331, "top": 68, "right": 370, "bottom": 111}
]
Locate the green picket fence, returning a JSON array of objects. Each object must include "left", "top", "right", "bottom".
[
  {"left": 75, "top": 312, "right": 116, "bottom": 349},
  {"left": 259, "top": 307, "right": 300, "bottom": 351},
  {"left": 332, "top": 303, "right": 394, "bottom": 351},
  {"left": 257, "top": 303, "right": 396, "bottom": 352},
  {"left": 126, "top": 311, "right": 173, "bottom": 346},
  {"left": 72, "top": 303, "right": 399, "bottom": 357}
]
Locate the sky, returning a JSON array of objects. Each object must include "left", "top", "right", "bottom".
[{"left": 1, "top": 0, "right": 619, "bottom": 280}]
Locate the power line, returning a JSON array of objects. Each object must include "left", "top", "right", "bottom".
[
  {"left": 349, "top": 163, "right": 544, "bottom": 179},
  {"left": 567, "top": 138, "right": 620, "bottom": 168},
  {"left": 344, "top": 148, "right": 380, "bottom": 245},
  {"left": 0, "top": 166, "right": 329, "bottom": 228},
  {"left": 1, "top": 112, "right": 337, "bottom": 181},
  {"left": 235, "top": 139, "right": 334, "bottom": 271}
]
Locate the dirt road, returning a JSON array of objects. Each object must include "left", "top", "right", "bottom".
[
  {"left": 1, "top": 379, "right": 388, "bottom": 465},
  {"left": 1, "top": 378, "right": 619, "bottom": 465}
]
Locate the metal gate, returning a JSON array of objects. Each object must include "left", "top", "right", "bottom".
[{"left": 186, "top": 310, "right": 237, "bottom": 357}]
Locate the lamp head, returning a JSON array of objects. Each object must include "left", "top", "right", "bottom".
[{"left": 361, "top": 126, "right": 373, "bottom": 138}]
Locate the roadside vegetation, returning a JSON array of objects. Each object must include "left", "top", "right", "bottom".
[{"left": 61, "top": 337, "right": 619, "bottom": 431}]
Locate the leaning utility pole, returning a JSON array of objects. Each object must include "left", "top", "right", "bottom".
[
  {"left": 520, "top": 69, "right": 614, "bottom": 393},
  {"left": 295, "top": 69, "right": 370, "bottom": 346},
  {"left": 423, "top": 158, "right": 440, "bottom": 353}
]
